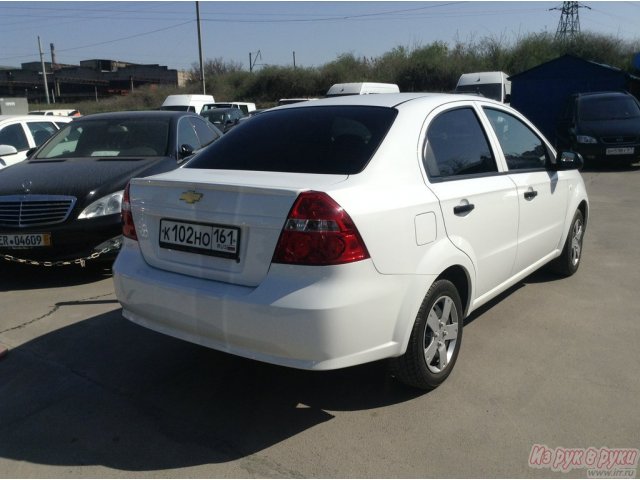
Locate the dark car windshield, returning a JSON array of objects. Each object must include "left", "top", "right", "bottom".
[
  {"left": 35, "top": 117, "right": 171, "bottom": 159},
  {"left": 186, "top": 106, "right": 398, "bottom": 175},
  {"left": 579, "top": 96, "right": 640, "bottom": 121}
]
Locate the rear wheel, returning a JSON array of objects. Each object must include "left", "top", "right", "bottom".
[
  {"left": 390, "top": 279, "right": 463, "bottom": 390},
  {"left": 550, "top": 209, "right": 584, "bottom": 277}
]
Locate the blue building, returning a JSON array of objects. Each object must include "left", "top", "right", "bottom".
[{"left": 509, "top": 54, "right": 640, "bottom": 146}]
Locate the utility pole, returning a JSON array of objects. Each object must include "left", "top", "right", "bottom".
[
  {"left": 550, "top": 1, "right": 591, "bottom": 41},
  {"left": 196, "top": 1, "right": 206, "bottom": 94},
  {"left": 249, "top": 50, "right": 261, "bottom": 73},
  {"left": 293, "top": 51, "right": 296, "bottom": 69},
  {"left": 37, "top": 36, "right": 50, "bottom": 104}
]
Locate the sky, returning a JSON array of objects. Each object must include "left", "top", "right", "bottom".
[{"left": 1, "top": 1, "right": 640, "bottom": 72}]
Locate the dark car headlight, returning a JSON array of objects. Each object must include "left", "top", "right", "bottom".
[{"left": 78, "top": 191, "right": 124, "bottom": 219}]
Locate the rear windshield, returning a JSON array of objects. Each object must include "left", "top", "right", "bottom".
[
  {"left": 186, "top": 106, "right": 398, "bottom": 174},
  {"left": 579, "top": 96, "right": 640, "bottom": 121}
]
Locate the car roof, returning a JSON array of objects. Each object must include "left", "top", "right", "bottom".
[
  {"left": 272, "top": 92, "right": 491, "bottom": 110},
  {"left": 0, "top": 114, "right": 74, "bottom": 124},
  {"left": 75, "top": 110, "right": 199, "bottom": 121},
  {"left": 575, "top": 91, "right": 632, "bottom": 100}
]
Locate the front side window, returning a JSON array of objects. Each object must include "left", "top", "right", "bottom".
[
  {"left": 187, "top": 106, "right": 397, "bottom": 175},
  {"left": 423, "top": 107, "right": 497, "bottom": 179},
  {"left": 178, "top": 117, "right": 201, "bottom": 150},
  {"left": 0, "top": 123, "right": 29, "bottom": 151},
  {"left": 484, "top": 108, "right": 549, "bottom": 171},
  {"left": 189, "top": 116, "right": 220, "bottom": 148}
]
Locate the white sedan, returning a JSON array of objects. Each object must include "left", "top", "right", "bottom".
[
  {"left": 113, "top": 93, "right": 588, "bottom": 390},
  {"left": 0, "top": 114, "right": 73, "bottom": 169}
]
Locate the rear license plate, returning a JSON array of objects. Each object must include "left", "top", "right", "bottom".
[
  {"left": 0, "top": 233, "right": 51, "bottom": 249},
  {"left": 606, "top": 147, "right": 634, "bottom": 155},
  {"left": 159, "top": 219, "right": 240, "bottom": 260}
]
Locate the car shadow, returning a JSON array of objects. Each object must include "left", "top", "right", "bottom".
[
  {"left": 0, "top": 307, "right": 422, "bottom": 471},
  {"left": 0, "top": 262, "right": 113, "bottom": 291},
  {"left": 463, "top": 268, "right": 563, "bottom": 327}
]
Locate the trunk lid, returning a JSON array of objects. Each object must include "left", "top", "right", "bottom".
[{"left": 128, "top": 168, "right": 348, "bottom": 286}]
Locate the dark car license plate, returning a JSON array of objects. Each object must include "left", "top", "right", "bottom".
[
  {"left": 0, "top": 233, "right": 51, "bottom": 249},
  {"left": 159, "top": 219, "right": 240, "bottom": 259}
]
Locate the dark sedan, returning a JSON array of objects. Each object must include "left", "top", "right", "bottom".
[
  {"left": 0, "top": 110, "right": 222, "bottom": 266},
  {"left": 200, "top": 107, "right": 245, "bottom": 133}
]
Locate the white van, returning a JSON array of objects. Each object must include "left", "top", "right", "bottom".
[
  {"left": 454, "top": 72, "right": 511, "bottom": 103},
  {"left": 160, "top": 94, "right": 214, "bottom": 114},
  {"left": 201, "top": 102, "right": 257, "bottom": 114},
  {"left": 326, "top": 82, "right": 400, "bottom": 97}
]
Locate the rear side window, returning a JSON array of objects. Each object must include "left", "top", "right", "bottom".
[
  {"left": 423, "top": 108, "right": 497, "bottom": 179},
  {"left": 186, "top": 106, "right": 398, "bottom": 174},
  {"left": 0, "top": 123, "right": 29, "bottom": 151},
  {"left": 189, "top": 116, "right": 220, "bottom": 147}
]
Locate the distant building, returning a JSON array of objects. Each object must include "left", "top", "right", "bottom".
[{"left": 0, "top": 58, "right": 187, "bottom": 103}]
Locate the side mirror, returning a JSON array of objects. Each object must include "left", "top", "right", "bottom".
[
  {"left": 26, "top": 147, "right": 38, "bottom": 158},
  {"left": 504, "top": 93, "right": 511, "bottom": 103},
  {"left": 0, "top": 144, "right": 18, "bottom": 156},
  {"left": 179, "top": 144, "right": 195, "bottom": 160},
  {"left": 550, "top": 151, "right": 584, "bottom": 171}
]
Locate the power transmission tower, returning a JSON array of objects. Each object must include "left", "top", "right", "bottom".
[{"left": 550, "top": 1, "right": 591, "bottom": 41}]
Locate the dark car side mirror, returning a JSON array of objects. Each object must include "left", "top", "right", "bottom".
[
  {"left": 26, "top": 147, "right": 38, "bottom": 158},
  {"left": 549, "top": 151, "right": 584, "bottom": 171},
  {"left": 179, "top": 144, "right": 195, "bottom": 160}
]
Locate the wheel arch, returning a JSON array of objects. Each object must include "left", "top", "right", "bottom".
[
  {"left": 393, "top": 260, "right": 474, "bottom": 356},
  {"left": 437, "top": 265, "right": 471, "bottom": 317}
]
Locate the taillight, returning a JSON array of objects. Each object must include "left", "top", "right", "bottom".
[
  {"left": 272, "top": 191, "right": 369, "bottom": 266},
  {"left": 122, "top": 182, "right": 137, "bottom": 240}
]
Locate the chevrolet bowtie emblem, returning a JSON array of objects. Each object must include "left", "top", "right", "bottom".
[{"left": 179, "top": 190, "right": 203, "bottom": 204}]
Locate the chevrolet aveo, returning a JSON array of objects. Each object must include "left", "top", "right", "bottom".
[{"left": 113, "top": 93, "right": 588, "bottom": 390}]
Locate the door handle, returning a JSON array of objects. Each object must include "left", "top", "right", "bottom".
[
  {"left": 524, "top": 190, "right": 538, "bottom": 200},
  {"left": 453, "top": 203, "right": 475, "bottom": 215}
]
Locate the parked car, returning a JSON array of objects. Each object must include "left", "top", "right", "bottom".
[
  {"left": 200, "top": 107, "right": 245, "bottom": 133},
  {"left": 0, "top": 115, "right": 73, "bottom": 169},
  {"left": 326, "top": 82, "right": 400, "bottom": 97},
  {"left": 556, "top": 91, "right": 640, "bottom": 166},
  {"left": 454, "top": 71, "right": 511, "bottom": 103},
  {"left": 160, "top": 94, "right": 214, "bottom": 114},
  {"left": 202, "top": 102, "right": 256, "bottom": 114},
  {"left": 277, "top": 98, "right": 318, "bottom": 106},
  {"left": 0, "top": 111, "right": 222, "bottom": 266},
  {"left": 29, "top": 109, "right": 81, "bottom": 117},
  {"left": 113, "top": 93, "right": 588, "bottom": 390}
]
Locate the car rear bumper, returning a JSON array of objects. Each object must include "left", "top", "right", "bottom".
[{"left": 113, "top": 240, "right": 423, "bottom": 370}]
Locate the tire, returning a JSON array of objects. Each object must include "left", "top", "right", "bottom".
[
  {"left": 550, "top": 209, "right": 585, "bottom": 277},
  {"left": 390, "top": 279, "right": 463, "bottom": 390}
]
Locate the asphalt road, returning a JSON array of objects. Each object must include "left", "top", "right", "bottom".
[{"left": 1, "top": 167, "right": 639, "bottom": 478}]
